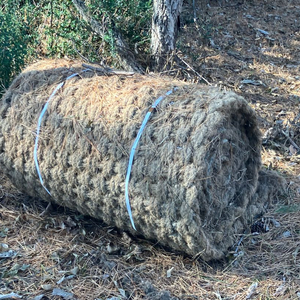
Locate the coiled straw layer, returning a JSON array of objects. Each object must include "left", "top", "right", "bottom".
[{"left": 0, "top": 60, "right": 283, "bottom": 260}]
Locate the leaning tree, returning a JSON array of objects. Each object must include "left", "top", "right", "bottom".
[{"left": 72, "top": 0, "right": 183, "bottom": 72}]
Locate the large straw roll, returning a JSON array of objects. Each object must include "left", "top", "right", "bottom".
[{"left": 0, "top": 60, "right": 270, "bottom": 260}]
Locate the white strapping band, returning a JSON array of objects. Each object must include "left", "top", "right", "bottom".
[
  {"left": 34, "top": 70, "right": 90, "bottom": 195},
  {"left": 125, "top": 87, "right": 177, "bottom": 230}
]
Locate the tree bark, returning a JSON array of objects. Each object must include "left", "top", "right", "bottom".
[
  {"left": 151, "top": 0, "right": 183, "bottom": 69},
  {"left": 72, "top": 0, "right": 144, "bottom": 73}
]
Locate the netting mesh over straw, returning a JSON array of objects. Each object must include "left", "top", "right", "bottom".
[{"left": 0, "top": 60, "right": 283, "bottom": 260}]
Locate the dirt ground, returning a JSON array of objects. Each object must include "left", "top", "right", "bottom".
[{"left": 1, "top": 0, "right": 300, "bottom": 299}]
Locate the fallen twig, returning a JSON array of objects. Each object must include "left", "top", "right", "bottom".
[
  {"left": 281, "top": 130, "right": 300, "bottom": 150},
  {"left": 72, "top": 40, "right": 91, "bottom": 63},
  {"left": 82, "top": 63, "right": 135, "bottom": 76},
  {"left": 39, "top": 202, "right": 52, "bottom": 217},
  {"left": 177, "top": 56, "right": 211, "bottom": 85}
]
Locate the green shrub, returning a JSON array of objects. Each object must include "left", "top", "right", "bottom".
[
  {"left": 88, "top": 0, "right": 152, "bottom": 54},
  {"left": 0, "top": 0, "right": 153, "bottom": 92},
  {"left": 0, "top": 2, "right": 29, "bottom": 92},
  {"left": 25, "top": 0, "right": 153, "bottom": 64}
]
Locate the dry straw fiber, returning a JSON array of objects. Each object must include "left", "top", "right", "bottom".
[{"left": 0, "top": 60, "right": 280, "bottom": 260}]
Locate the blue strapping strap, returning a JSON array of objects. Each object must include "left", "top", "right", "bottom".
[{"left": 125, "top": 87, "right": 177, "bottom": 230}]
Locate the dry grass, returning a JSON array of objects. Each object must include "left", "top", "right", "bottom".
[{"left": 1, "top": 0, "right": 300, "bottom": 299}]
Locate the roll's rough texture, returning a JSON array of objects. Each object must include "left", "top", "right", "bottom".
[{"left": 0, "top": 60, "right": 281, "bottom": 260}]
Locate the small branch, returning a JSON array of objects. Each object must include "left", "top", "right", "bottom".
[
  {"left": 82, "top": 63, "right": 135, "bottom": 76},
  {"left": 177, "top": 56, "right": 211, "bottom": 85},
  {"left": 39, "top": 202, "right": 52, "bottom": 217},
  {"left": 72, "top": 40, "right": 91, "bottom": 62},
  {"left": 72, "top": 0, "right": 144, "bottom": 73},
  {"left": 281, "top": 130, "right": 300, "bottom": 150}
]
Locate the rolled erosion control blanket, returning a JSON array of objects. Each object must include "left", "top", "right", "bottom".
[{"left": 0, "top": 60, "right": 271, "bottom": 260}]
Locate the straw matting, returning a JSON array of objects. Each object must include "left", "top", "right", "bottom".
[{"left": 0, "top": 59, "right": 284, "bottom": 260}]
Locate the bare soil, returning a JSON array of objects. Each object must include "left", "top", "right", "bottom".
[{"left": 1, "top": 0, "right": 300, "bottom": 299}]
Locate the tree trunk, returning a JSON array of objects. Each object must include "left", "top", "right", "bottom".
[{"left": 151, "top": 0, "right": 183, "bottom": 69}]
